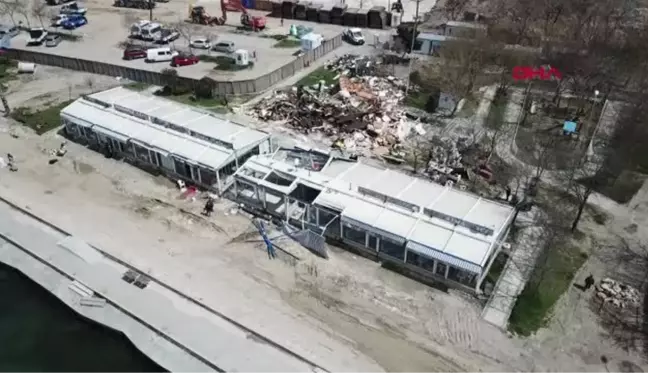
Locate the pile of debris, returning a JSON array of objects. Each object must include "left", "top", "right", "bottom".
[
  {"left": 596, "top": 278, "right": 641, "bottom": 308},
  {"left": 251, "top": 55, "right": 410, "bottom": 156}
]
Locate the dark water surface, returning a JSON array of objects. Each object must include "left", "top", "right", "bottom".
[{"left": 0, "top": 262, "right": 166, "bottom": 372}]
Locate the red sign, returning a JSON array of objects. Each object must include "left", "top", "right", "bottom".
[{"left": 512, "top": 66, "right": 562, "bottom": 81}]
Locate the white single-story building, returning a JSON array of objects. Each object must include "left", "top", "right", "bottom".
[
  {"left": 233, "top": 147, "right": 515, "bottom": 293},
  {"left": 61, "top": 87, "right": 271, "bottom": 193}
]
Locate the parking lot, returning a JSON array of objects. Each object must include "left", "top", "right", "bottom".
[{"left": 4, "top": 0, "right": 344, "bottom": 81}]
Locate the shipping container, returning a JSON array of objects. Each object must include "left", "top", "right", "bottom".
[
  {"left": 306, "top": 3, "right": 322, "bottom": 22},
  {"left": 368, "top": 6, "right": 386, "bottom": 28},
  {"left": 294, "top": 0, "right": 310, "bottom": 20},
  {"left": 331, "top": 4, "right": 347, "bottom": 24},
  {"left": 318, "top": 4, "right": 333, "bottom": 23},
  {"left": 281, "top": 0, "right": 297, "bottom": 19},
  {"left": 343, "top": 8, "right": 359, "bottom": 26},
  {"left": 356, "top": 8, "right": 369, "bottom": 28}
]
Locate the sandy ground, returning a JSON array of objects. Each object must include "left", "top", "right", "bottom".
[{"left": 2, "top": 60, "right": 648, "bottom": 373}]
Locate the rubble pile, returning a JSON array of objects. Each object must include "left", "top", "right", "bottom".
[
  {"left": 251, "top": 55, "right": 410, "bottom": 155},
  {"left": 427, "top": 136, "right": 463, "bottom": 170},
  {"left": 596, "top": 278, "right": 641, "bottom": 308}
]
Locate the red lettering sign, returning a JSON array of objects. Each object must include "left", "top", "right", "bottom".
[{"left": 512, "top": 66, "right": 562, "bottom": 81}]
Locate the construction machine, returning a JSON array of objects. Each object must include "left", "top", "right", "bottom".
[{"left": 188, "top": 0, "right": 265, "bottom": 30}]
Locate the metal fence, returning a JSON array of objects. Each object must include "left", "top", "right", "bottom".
[{"left": 5, "top": 33, "right": 342, "bottom": 96}]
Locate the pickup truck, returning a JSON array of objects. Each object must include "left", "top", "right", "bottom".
[{"left": 27, "top": 27, "right": 48, "bottom": 46}]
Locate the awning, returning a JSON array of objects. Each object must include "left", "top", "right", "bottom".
[
  {"left": 340, "top": 215, "right": 406, "bottom": 244},
  {"left": 92, "top": 125, "right": 129, "bottom": 143},
  {"left": 62, "top": 113, "right": 93, "bottom": 128},
  {"left": 406, "top": 240, "right": 482, "bottom": 274}
]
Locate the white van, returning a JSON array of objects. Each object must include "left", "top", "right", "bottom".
[
  {"left": 140, "top": 22, "right": 162, "bottom": 41},
  {"left": 145, "top": 47, "right": 178, "bottom": 62}
]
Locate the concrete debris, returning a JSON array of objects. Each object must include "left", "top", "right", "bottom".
[
  {"left": 427, "top": 136, "right": 463, "bottom": 170},
  {"left": 252, "top": 55, "right": 408, "bottom": 156},
  {"left": 596, "top": 278, "right": 640, "bottom": 308}
]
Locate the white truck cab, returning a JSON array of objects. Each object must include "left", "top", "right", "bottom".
[
  {"left": 140, "top": 22, "right": 162, "bottom": 41},
  {"left": 343, "top": 27, "right": 365, "bottom": 45},
  {"left": 27, "top": 27, "right": 48, "bottom": 45},
  {"left": 145, "top": 47, "right": 178, "bottom": 62},
  {"left": 129, "top": 20, "right": 150, "bottom": 38}
]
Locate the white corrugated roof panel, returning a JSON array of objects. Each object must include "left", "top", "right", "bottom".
[
  {"left": 368, "top": 169, "right": 414, "bottom": 197},
  {"left": 314, "top": 189, "right": 355, "bottom": 212},
  {"left": 408, "top": 220, "right": 453, "bottom": 252},
  {"left": 341, "top": 198, "right": 382, "bottom": 227},
  {"left": 373, "top": 208, "right": 417, "bottom": 240},
  {"left": 462, "top": 198, "right": 513, "bottom": 233},
  {"left": 429, "top": 191, "right": 479, "bottom": 219},
  {"left": 339, "top": 163, "right": 384, "bottom": 187},
  {"left": 444, "top": 233, "right": 492, "bottom": 267}
]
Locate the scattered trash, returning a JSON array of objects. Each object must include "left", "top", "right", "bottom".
[{"left": 596, "top": 278, "right": 640, "bottom": 308}]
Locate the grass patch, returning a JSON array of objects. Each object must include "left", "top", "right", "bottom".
[
  {"left": 485, "top": 252, "right": 509, "bottom": 286},
  {"left": 508, "top": 243, "right": 587, "bottom": 336},
  {"left": 163, "top": 93, "right": 229, "bottom": 113},
  {"left": 0, "top": 57, "right": 18, "bottom": 84},
  {"left": 11, "top": 100, "right": 74, "bottom": 135},
  {"left": 404, "top": 90, "right": 429, "bottom": 111},
  {"left": 273, "top": 38, "right": 301, "bottom": 48},
  {"left": 260, "top": 34, "right": 288, "bottom": 41},
  {"left": 123, "top": 82, "right": 149, "bottom": 91},
  {"left": 201, "top": 55, "right": 255, "bottom": 71},
  {"left": 297, "top": 67, "right": 337, "bottom": 87}
]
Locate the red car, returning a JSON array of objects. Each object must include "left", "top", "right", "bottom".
[
  {"left": 171, "top": 54, "right": 199, "bottom": 67},
  {"left": 123, "top": 47, "right": 147, "bottom": 60}
]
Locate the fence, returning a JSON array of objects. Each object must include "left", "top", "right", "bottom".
[{"left": 5, "top": 33, "right": 342, "bottom": 96}]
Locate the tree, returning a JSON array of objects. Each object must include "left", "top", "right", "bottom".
[
  {"left": 0, "top": 0, "right": 20, "bottom": 26},
  {"left": 174, "top": 20, "right": 196, "bottom": 53},
  {"left": 425, "top": 37, "right": 497, "bottom": 117},
  {"left": 442, "top": 0, "right": 470, "bottom": 21},
  {"left": 31, "top": 0, "right": 47, "bottom": 28},
  {"left": 16, "top": 0, "right": 31, "bottom": 27}
]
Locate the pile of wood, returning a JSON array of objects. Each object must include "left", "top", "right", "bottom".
[{"left": 596, "top": 278, "right": 640, "bottom": 308}]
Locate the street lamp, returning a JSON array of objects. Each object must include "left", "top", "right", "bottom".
[{"left": 586, "top": 89, "right": 601, "bottom": 159}]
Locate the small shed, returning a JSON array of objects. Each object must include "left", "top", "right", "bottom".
[
  {"left": 343, "top": 8, "right": 359, "bottom": 26},
  {"left": 270, "top": 0, "right": 282, "bottom": 16},
  {"left": 301, "top": 32, "right": 323, "bottom": 51},
  {"left": 306, "top": 3, "right": 322, "bottom": 22},
  {"left": 331, "top": 4, "right": 347, "bottom": 24},
  {"left": 356, "top": 8, "right": 369, "bottom": 28},
  {"left": 368, "top": 6, "right": 386, "bottom": 28},
  {"left": 318, "top": 4, "right": 333, "bottom": 23}
]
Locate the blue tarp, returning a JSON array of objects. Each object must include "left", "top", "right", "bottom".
[{"left": 563, "top": 121, "right": 577, "bottom": 133}]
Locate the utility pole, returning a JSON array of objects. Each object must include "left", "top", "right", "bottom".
[
  {"left": 149, "top": 0, "right": 153, "bottom": 21},
  {"left": 512, "top": 80, "right": 532, "bottom": 148},
  {"left": 404, "top": 0, "right": 421, "bottom": 97}
]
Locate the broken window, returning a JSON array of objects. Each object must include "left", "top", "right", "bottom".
[
  {"left": 448, "top": 266, "right": 477, "bottom": 287},
  {"left": 265, "top": 171, "right": 296, "bottom": 187},
  {"left": 343, "top": 223, "right": 366, "bottom": 246},
  {"left": 379, "top": 238, "right": 405, "bottom": 261},
  {"left": 199, "top": 167, "right": 217, "bottom": 186},
  {"left": 134, "top": 144, "right": 151, "bottom": 163}
]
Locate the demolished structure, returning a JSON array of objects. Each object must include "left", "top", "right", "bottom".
[
  {"left": 232, "top": 147, "right": 515, "bottom": 293},
  {"left": 251, "top": 55, "right": 410, "bottom": 156}
]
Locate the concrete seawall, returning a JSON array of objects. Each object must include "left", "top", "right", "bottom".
[{"left": 0, "top": 197, "right": 319, "bottom": 372}]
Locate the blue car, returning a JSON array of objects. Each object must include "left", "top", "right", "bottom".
[{"left": 61, "top": 16, "right": 87, "bottom": 29}]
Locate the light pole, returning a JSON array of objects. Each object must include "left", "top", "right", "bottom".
[
  {"left": 403, "top": 0, "right": 421, "bottom": 97},
  {"left": 586, "top": 89, "right": 603, "bottom": 159}
]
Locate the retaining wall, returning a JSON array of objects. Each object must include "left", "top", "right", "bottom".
[{"left": 6, "top": 33, "right": 342, "bottom": 96}]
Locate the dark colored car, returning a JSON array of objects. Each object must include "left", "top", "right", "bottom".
[
  {"left": 123, "top": 47, "right": 147, "bottom": 60},
  {"left": 61, "top": 15, "right": 87, "bottom": 29},
  {"left": 171, "top": 54, "right": 199, "bottom": 67}
]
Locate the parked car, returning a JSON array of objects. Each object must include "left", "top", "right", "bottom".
[
  {"left": 61, "top": 15, "right": 87, "bottom": 29},
  {"left": 171, "top": 53, "right": 199, "bottom": 67},
  {"left": 27, "top": 27, "right": 48, "bottom": 46},
  {"left": 0, "top": 25, "right": 19, "bottom": 38},
  {"left": 51, "top": 14, "right": 70, "bottom": 27},
  {"left": 123, "top": 46, "right": 147, "bottom": 60},
  {"left": 156, "top": 28, "right": 179, "bottom": 44},
  {"left": 60, "top": 2, "right": 87, "bottom": 15},
  {"left": 342, "top": 28, "right": 365, "bottom": 45},
  {"left": 45, "top": 34, "right": 62, "bottom": 47},
  {"left": 145, "top": 47, "right": 178, "bottom": 63},
  {"left": 189, "top": 37, "right": 211, "bottom": 49},
  {"left": 212, "top": 41, "right": 235, "bottom": 53},
  {"left": 139, "top": 22, "right": 161, "bottom": 42}
]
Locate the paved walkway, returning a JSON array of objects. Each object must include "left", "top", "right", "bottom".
[
  {"left": 482, "top": 89, "right": 625, "bottom": 329},
  {"left": 0, "top": 199, "right": 315, "bottom": 373}
]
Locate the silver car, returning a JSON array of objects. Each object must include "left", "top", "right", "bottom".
[
  {"left": 212, "top": 41, "right": 235, "bottom": 53},
  {"left": 45, "top": 34, "right": 62, "bottom": 47}
]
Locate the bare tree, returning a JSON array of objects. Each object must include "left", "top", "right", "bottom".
[
  {"left": 0, "top": 0, "right": 20, "bottom": 27},
  {"left": 15, "top": 0, "right": 31, "bottom": 27},
  {"left": 424, "top": 37, "right": 497, "bottom": 117},
  {"left": 85, "top": 76, "right": 95, "bottom": 93},
  {"left": 31, "top": 0, "right": 47, "bottom": 28},
  {"left": 174, "top": 20, "right": 196, "bottom": 53},
  {"left": 443, "top": 0, "right": 470, "bottom": 21}
]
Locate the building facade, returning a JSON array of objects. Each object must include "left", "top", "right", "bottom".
[
  {"left": 232, "top": 148, "right": 515, "bottom": 293},
  {"left": 61, "top": 87, "right": 271, "bottom": 194}
]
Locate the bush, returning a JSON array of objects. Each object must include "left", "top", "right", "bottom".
[{"left": 11, "top": 100, "right": 73, "bottom": 135}]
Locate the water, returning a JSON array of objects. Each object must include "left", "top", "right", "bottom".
[{"left": 0, "top": 262, "right": 166, "bottom": 372}]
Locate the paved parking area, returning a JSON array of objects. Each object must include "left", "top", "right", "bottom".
[{"left": 5, "top": 2, "right": 343, "bottom": 81}]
